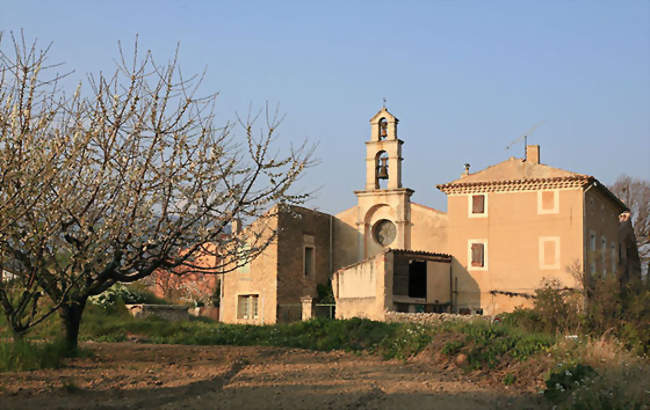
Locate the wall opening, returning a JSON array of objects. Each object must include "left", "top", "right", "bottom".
[
  {"left": 408, "top": 260, "right": 427, "bottom": 298},
  {"left": 378, "top": 117, "right": 388, "bottom": 140},
  {"left": 304, "top": 246, "right": 314, "bottom": 276},
  {"left": 393, "top": 256, "right": 427, "bottom": 299},
  {"left": 375, "top": 150, "right": 389, "bottom": 189}
]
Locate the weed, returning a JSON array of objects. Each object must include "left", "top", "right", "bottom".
[
  {"left": 442, "top": 340, "right": 464, "bottom": 356},
  {"left": 503, "top": 373, "right": 516, "bottom": 385}
]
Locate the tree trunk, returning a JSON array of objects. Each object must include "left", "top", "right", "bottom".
[
  {"left": 10, "top": 327, "right": 24, "bottom": 344},
  {"left": 59, "top": 298, "right": 87, "bottom": 351}
]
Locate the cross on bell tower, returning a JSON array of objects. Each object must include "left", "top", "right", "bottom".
[{"left": 366, "top": 107, "right": 403, "bottom": 190}]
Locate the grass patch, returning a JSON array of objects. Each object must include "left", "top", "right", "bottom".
[
  {"left": 0, "top": 340, "right": 71, "bottom": 371},
  {"left": 100, "top": 317, "right": 436, "bottom": 360},
  {"left": 12, "top": 306, "right": 435, "bottom": 361}
]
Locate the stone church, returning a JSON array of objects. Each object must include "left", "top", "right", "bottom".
[{"left": 219, "top": 107, "right": 627, "bottom": 324}]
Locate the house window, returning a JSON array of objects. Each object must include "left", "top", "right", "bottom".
[
  {"left": 468, "top": 194, "right": 487, "bottom": 218},
  {"left": 304, "top": 246, "right": 314, "bottom": 277},
  {"left": 588, "top": 232, "right": 597, "bottom": 276},
  {"left": 468, "top": 240, "right": 487, "bottom": 270},
  {"left": 590, "top": 232, "right": 596, "bottom": 251},
  {"left": 539, "top": 237, "right": 560, "bottom": 270},
  {"left": 610, "top": 243, "right": 617, "bottom": 275},
  {"left": 537, "top": 190, "right": 559, "bottom": 214},
  {"left": 237, "top": 294, "right": 259, "bottom": 320}
]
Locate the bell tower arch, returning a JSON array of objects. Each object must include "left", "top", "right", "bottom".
[{"left": 354, "top": 107, "right": 414, "bottom": 259}]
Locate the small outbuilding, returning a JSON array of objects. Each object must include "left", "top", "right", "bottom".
[{"left": 331, "top": 249, "right": 451, "bottom": 321}]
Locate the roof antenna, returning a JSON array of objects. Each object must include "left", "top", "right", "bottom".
[{"left": 506, "top": 121, "right": 545, "bottom": 160}]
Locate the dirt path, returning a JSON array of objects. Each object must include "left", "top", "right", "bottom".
[{"left": 0, "top": 342, "right": 546, "bottom": 409}]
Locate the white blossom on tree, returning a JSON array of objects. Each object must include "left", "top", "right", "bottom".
[{"left": 0, "top": 33, "right": 314, "bottom": 348}]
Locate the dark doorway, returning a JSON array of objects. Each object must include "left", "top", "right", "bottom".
[{"left": 408, "top": 260, "right": 427, "bottom": 298}]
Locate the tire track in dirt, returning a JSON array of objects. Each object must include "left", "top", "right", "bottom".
[
  {"left": 128, "top": 357, "right": 250, "bottom": 409},
  {"left": 343, "top": 383, "right": 386, "bottom": 410}
]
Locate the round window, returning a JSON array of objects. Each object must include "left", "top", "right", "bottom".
[{"left": 372, "top": 219, "right": 396, "bottom": 246}]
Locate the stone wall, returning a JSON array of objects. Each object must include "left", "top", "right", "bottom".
[
  {"left": 125, "top": 304, "right": 190, "bottom": 321},
  {"left": 384, "top": 311, "right": 489, "bottom": 325}
]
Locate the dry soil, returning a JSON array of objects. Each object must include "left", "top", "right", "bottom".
[{"left": 0, "top": 342, "right": 547, "bottom": 409}]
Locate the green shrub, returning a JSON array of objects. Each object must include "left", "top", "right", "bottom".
[
  {"left": 532, "top": 279, "right": 582, "bottom": 334},
  {"left": 450, "top": 321, "right": 554, "bottom": 369},
  {"left": 544, "top": 363, "right": 597, "bottom": 404},
  {"left": 501, "top": 277, "right": 649, "bottom": 355},
  {"left": 88, "top": 283, "right": 167, "bottom": 310},
  {"left": 557, "top": 361, "right": 649, "bottom": 410},
  {"left": 498, "top": 307, "right": 544, "bottom": 333}
]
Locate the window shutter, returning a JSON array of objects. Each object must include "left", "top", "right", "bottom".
[
  {"left": 543, "top": 240, "right": 556, "bottom": 266},
  {"left": 471, "top": 243, "right": 484, "bottom": 267},
  {"left": 304, "top": 247, "right": 314, "bottom": 276},
  {"left": 252, "top": 295, "right": 259, "bottom": 318},
  {"left": 472, "top": 195, "right": 485, "bottom": 214},
  {"left": 237, "top": 295, "right": 246, "bottom": 319},
  {"left": 541, "top": 191, "right": 554, "bottom": 210}
]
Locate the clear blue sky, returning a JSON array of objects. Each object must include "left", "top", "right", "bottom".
[{"left": 3, "top": 1, "right": 648, "bottom": 213}]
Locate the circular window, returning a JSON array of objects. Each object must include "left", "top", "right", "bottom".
[{"left": 372, "top": 219, "right": 396, "bottom": 246}]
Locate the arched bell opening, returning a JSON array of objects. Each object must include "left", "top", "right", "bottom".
[
  {"left": 375, "top": 150, "right": 389, "bottom": 189},
  {"left": 378, "top": 117, "right": 388, "bottom": 140}
]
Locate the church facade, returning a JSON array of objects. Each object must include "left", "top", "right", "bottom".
[{"left": 219, "top": 107, "right": 627, "bottom": 323}]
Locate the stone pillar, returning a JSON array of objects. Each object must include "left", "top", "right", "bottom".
[{"left": 300, "top": 296, "right": 314, "bottom": 321}]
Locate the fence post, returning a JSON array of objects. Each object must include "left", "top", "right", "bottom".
[{"left": 300, "top": 296, "right": 314, "bottom": 321}]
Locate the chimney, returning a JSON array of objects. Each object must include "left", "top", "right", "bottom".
[
  {"left": 461, "top": 163, "right": 470, "bottom": 177},
  {"left": 526, "top": 145, "right": 540, "bottom": 164}
]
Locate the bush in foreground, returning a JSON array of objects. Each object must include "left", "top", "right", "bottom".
[{"left": 440, "top": 320, "right": 555, "bottom": 369}]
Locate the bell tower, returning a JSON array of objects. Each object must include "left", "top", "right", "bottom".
[
  {"left": 366, "top": 108, "right": 403, "bottom": 190},
  {"left": 354, "top": 107, "right": 413, "bottom": 259}
]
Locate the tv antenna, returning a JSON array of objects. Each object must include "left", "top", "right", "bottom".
[{"left": 506, "top": 121, "right": 545, "bottom": 160}]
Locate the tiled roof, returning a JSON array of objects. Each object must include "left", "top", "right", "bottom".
[
  {"left": 437, "top": 174, "right": 591, "bottom": 193},
  {"left": 438, "top": 157, "right": 582, "bottom": 188},
  {"left": 387, "top": 248, "right": 452, "bottom": 262},
  {"left": 436, "top": 158, "right": 628, "bottom": 212}
]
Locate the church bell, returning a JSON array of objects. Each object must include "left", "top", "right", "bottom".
[{"left": 377, "top": 157, "right": 389, "bottom": 179}]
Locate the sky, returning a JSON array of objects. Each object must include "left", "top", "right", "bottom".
[{"left": 2, "top": 1, "right": 649, "bottom": 214}]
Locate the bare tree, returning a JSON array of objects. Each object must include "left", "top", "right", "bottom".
[
  {"left": 609, "top": 175, "right": 649, "bottom": 260},
  {"left": 0, "top": 31, "right": 85, "bottom": 340},
  {"left": 0, "top": 34, "right": 314, "bottom": 349}
]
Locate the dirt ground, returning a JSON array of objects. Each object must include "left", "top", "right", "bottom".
[{"left": 0, "top": 342, "right": 547, "bottom": 409}]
